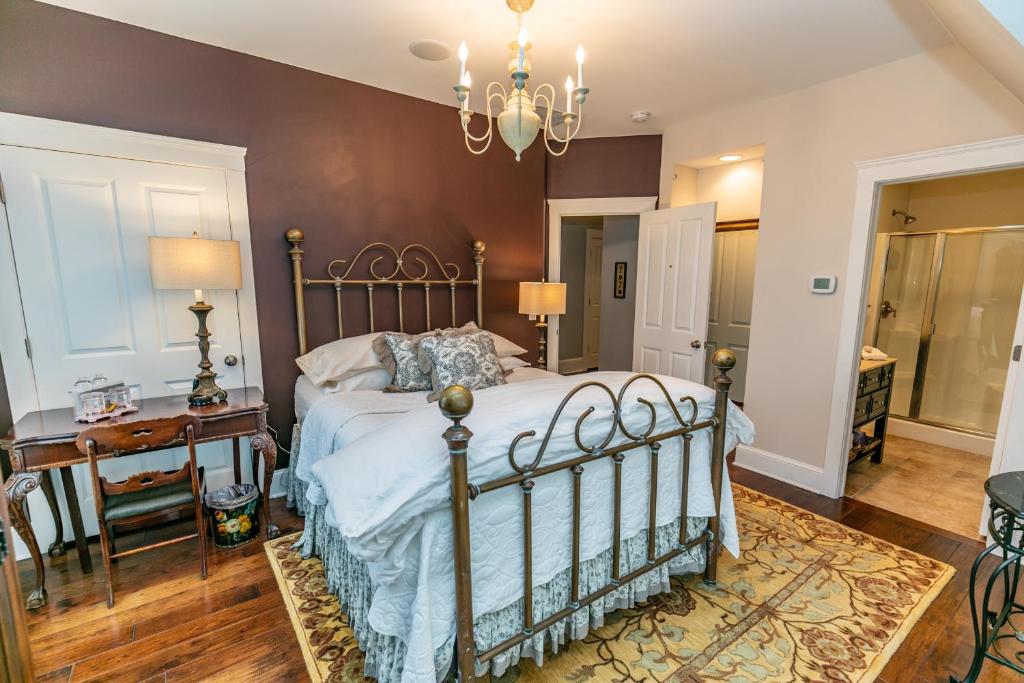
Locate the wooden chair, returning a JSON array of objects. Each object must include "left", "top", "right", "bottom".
[{"left": 75, "top": 415, "right": 208, "bottom": 608}]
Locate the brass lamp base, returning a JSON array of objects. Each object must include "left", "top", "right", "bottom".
[
  {"left": 188, "top": 301, "right": 228, "bottom": 407},
  {"left": 535, "top": 315, "right": 548, "bottom": 371}
]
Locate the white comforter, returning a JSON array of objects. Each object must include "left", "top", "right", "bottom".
[{"left": 303, "top": 371, "right": 754, "bottom": 681}]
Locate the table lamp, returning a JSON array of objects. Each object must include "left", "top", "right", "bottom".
[
  {"left": 149, "top": 232, "right": 242, "bottom": 406},
  {"left": 518, "top": 281, "right": 567, "bottom": 370}
]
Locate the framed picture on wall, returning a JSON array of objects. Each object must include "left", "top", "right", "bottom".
[{"left": 614, "top": 262, "right": 627, "bottom": 299}]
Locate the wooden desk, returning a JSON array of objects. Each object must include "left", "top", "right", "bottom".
[{"left": 1, "top": 387, "right": 279, "bottom": 610}]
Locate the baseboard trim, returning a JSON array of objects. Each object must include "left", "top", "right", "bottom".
[
  {"left": 887, "top": 418, "right": 994, "bottom": 457},
  {"left": 733, "top": 445, "right": 826, "bottom": 495}
]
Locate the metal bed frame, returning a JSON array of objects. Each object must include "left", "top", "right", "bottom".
[
  {"left": 284, "top": 229, "right": 735, "bottom": 682},
  {"left": 285, "top": 228, "right": 485, "bottom": 355}
]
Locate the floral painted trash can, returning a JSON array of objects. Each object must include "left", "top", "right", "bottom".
[{"left": 206, "top": 484, "right": 260, "bottom": 549}]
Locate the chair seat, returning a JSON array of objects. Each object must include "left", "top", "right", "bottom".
[{"left": 104, "top": 480, "right": 195, "bottom": 522}]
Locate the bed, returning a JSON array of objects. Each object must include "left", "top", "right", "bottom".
[{"left": 282, "top": 229, "right": 753, "bottom": 682}]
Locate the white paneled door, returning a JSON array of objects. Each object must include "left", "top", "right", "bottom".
[
  {"left": 0, "top": 146, "right": 246, "bottom": 406},
  {"left": 705, "top": 228, "right": 758, "bottom": 401},
  {"left": 632, "top": 202, "right": 717, "bottom": 382},
  {"left": 0, "top": 144, "right": 247, "bottom": 543}
]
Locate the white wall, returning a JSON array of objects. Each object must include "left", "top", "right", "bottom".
[
  {"left": 558, "top": 219, "right": 594, "bottom": 361},
  {"left": 598, "top": 215, "right": 640, "bottom": 371},
  {"left": 670, "top": 158, "right": 765, "bottom": 221},
  {"left": 659, "top": 44, "right": 1024, "bottom": 484},
  {"left": 903, "top": 168, "right": 1024, "bottom": 229},
  {"left": 696, "top": 159, "right": 765, "bottom": 221}
]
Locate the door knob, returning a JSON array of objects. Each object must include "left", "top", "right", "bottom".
[
  {"left": 224, "top": 354, "right": 238, "bottom": 366},
  {"left": 690, "top": 339, "right": 702, "bottom": 349}
]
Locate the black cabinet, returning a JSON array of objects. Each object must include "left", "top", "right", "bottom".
[{"left": 850, "top": 359, "right": 896, "bottom": 465}]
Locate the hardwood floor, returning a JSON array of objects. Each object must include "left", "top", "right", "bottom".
[{"left": 16, "top": 471, "right": 1020, "bottom": 682}]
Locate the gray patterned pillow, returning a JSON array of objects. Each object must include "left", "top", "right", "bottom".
[
  {"left": 375, "top": 331, "right": 435, "bottom": 392},
  {"left": 418, "top": 331, "right": 507, "bottom": 402}
]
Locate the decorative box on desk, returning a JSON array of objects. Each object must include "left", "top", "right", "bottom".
[{"left": 850, "top": 358, "right": 897, "bottom": 465}]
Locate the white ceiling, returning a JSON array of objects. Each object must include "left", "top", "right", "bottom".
[{"left": 40, "top": 0, "right": 952, "bottom": 137}]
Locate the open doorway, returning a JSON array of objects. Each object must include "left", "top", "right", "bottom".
[
  {"left": 557, "top": 215, "right": 639, "bottom": 374},
  {"left": 546, "top": 197, "right": 658, "bottom": 373},
  {"left": 846, "top": 167, "right": 1024, "bottom": 539}
]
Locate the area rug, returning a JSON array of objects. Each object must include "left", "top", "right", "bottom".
[{"left": 265, "top": 485, "right": 953, "bottom": 682}]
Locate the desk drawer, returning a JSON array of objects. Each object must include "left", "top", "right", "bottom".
[
  {"left": 879, "top": 363, "right": 894, "bottom": 388},
  {"left": 859, "top": 368, "right": 883, "bottom": 396},
  {"left": 868, "top": 389, "right": 889, "bottom": 420},
  {"left": 853, "top": 395, "right": 870, "bottom": 424}
]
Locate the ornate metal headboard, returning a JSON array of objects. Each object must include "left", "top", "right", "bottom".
[{"left": 285, "top": 229, "right": 486, "bottom": 355}]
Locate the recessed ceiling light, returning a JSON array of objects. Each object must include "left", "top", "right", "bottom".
[
  {"left": 409, "top": 40, "right": 452, "bottom": 61},
  {"left": 630, "top": 111, "right": 651, "bottom": 123},
  {"left": 718, "top": 154, "right": 742, "bottom": 162}
]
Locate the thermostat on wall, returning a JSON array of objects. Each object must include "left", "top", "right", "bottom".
[{"left": 809, "top": 276, "right": 837, "bottom": 294}]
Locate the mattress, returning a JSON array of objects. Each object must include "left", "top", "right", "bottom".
[{"left": 294, "top": 375, "right": 324, "bottom": 421}]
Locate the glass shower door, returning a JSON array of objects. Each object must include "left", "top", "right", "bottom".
[
  {"left": 918, "top": 229, "right": 1024, "bottom": 433},
  {"left": 874, "top": 234, "right": 937, "bottom": 416}
]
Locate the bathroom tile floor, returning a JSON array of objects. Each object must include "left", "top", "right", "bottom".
[{"left": 845, "top": 434, "right": 991, "bottom": 540}]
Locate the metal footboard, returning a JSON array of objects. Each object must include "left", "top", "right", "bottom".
[{"left": 439, "top": 349, "right": 737, "bottom": 681}]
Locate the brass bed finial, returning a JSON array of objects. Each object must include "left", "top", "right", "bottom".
[{"left": 439, "top": 385, "right": 474, "bottom": 424}]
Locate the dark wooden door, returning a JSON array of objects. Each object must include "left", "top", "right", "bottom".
[{"left": 0, "top": 486, "right": 34, "bottom": 683}]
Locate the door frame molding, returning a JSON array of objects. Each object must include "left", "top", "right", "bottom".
[
  {"left": 822, "top": 134, "right": 1024, "bottom": 507},
  {"left": 0, "top": 112, "right": 263, "bottom": 422},
  {"left": 547, "top": 196, "right": 657, "bottom": 372}
]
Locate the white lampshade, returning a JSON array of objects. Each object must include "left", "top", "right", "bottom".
[
  {"left": 519, "top": 281, "right": 566, "bottom": 316},
  {"left": 149, "top": 236, "right": 242, "bottom": 291}
]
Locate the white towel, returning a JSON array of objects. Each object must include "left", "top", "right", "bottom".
[{"left": 861, "top": 346, "right": 888, "bottom": 360}]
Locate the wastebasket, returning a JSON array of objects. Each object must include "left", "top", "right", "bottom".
[{"left": 206, "top": 484, "right": 260, "bottom": 548}]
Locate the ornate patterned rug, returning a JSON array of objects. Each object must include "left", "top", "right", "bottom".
[{"left": 265, "top": 485, "right": 953, "bottom": 682}]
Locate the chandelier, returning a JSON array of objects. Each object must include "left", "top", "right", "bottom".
[{"left": 453, "top": 0, "right": 588, "bottom": 161}]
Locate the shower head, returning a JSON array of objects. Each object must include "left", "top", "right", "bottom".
[{"left": 891, "top": 209, "right": 916, "bottom": 225}]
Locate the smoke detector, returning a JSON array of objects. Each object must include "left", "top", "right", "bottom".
[{"left": 630, "top": 111, "right": 651, "bottom": 123}]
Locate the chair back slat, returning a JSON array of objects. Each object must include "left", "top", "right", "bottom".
[
  {"left": 99, "top": 464, "right": 192, "bottom": 497},
  {"left": 76, "top": 415, "right": 202, "bottom": 457}
]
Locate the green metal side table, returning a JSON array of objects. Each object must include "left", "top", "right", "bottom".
[{"left": 952, "top": 471, "right": 1024, "bottom": 683}]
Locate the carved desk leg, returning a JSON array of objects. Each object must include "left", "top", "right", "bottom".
[
  {"left": 40, "top": 471, "right": 65, "bottom": 558},
  {"left": 4, "top": 472, "right": 47, "bottom": 609},
  {"left": 250, "top": 430, "right": 280, "bottom": 539}
]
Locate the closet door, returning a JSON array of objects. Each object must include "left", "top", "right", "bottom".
[
  {"left": 0, "top": 145, "right": 245, "bottom": 540},
  {"left": 0, "top": 146, "right": 246, "bottom": 407}
]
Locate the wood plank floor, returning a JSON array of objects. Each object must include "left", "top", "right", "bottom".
[{"left": 17, "top": 469, "right": 1020, "bottom": 682}]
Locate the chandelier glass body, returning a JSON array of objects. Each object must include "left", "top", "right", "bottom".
[{"left": 453, "top": 4, "right": 589, "bottom": 161}]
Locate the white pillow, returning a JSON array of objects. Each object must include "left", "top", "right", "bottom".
[
  {"left": 295, "top": 333, "right": 383, "bottom": 387},
  {"left": 320, "top": 367, "right": 392, "bottom": 393},
  {"left": 499, "top": 356, "right": 530, "bottom": 370}
]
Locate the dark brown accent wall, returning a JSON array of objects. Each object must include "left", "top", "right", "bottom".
[
  {"left": 0, "top": 0, "right": 546, "bottom": 449},
  {"left": 546, "top": 135, "right": 663, "bottom": 200}
]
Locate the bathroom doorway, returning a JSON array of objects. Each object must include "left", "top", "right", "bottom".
[{"left": 847, "top": 168, "right": 1024, "bottom": 539}]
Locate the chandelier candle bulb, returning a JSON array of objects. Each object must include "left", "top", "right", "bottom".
[
  {"left": 576, "top": 45, "right": 585, "bottom": 89},
  {"left": 565, "top": 76, "right": 574, "bottom": 113},
  {"left": 517, "top": 26, "right": 528, "bottom": 72},
  {"left": 457, "top": 41, "right": 468, "bottom": 83}
]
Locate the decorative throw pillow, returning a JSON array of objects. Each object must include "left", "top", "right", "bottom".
[
  {"left": 373, "top": 331, "right": 436, "bottom": 392},
  {"left": 418, "top": 331, "right": 507, "bottom": 402},
  {"left": 454, "top": 321, "right": 529, "bottom": 358}
]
